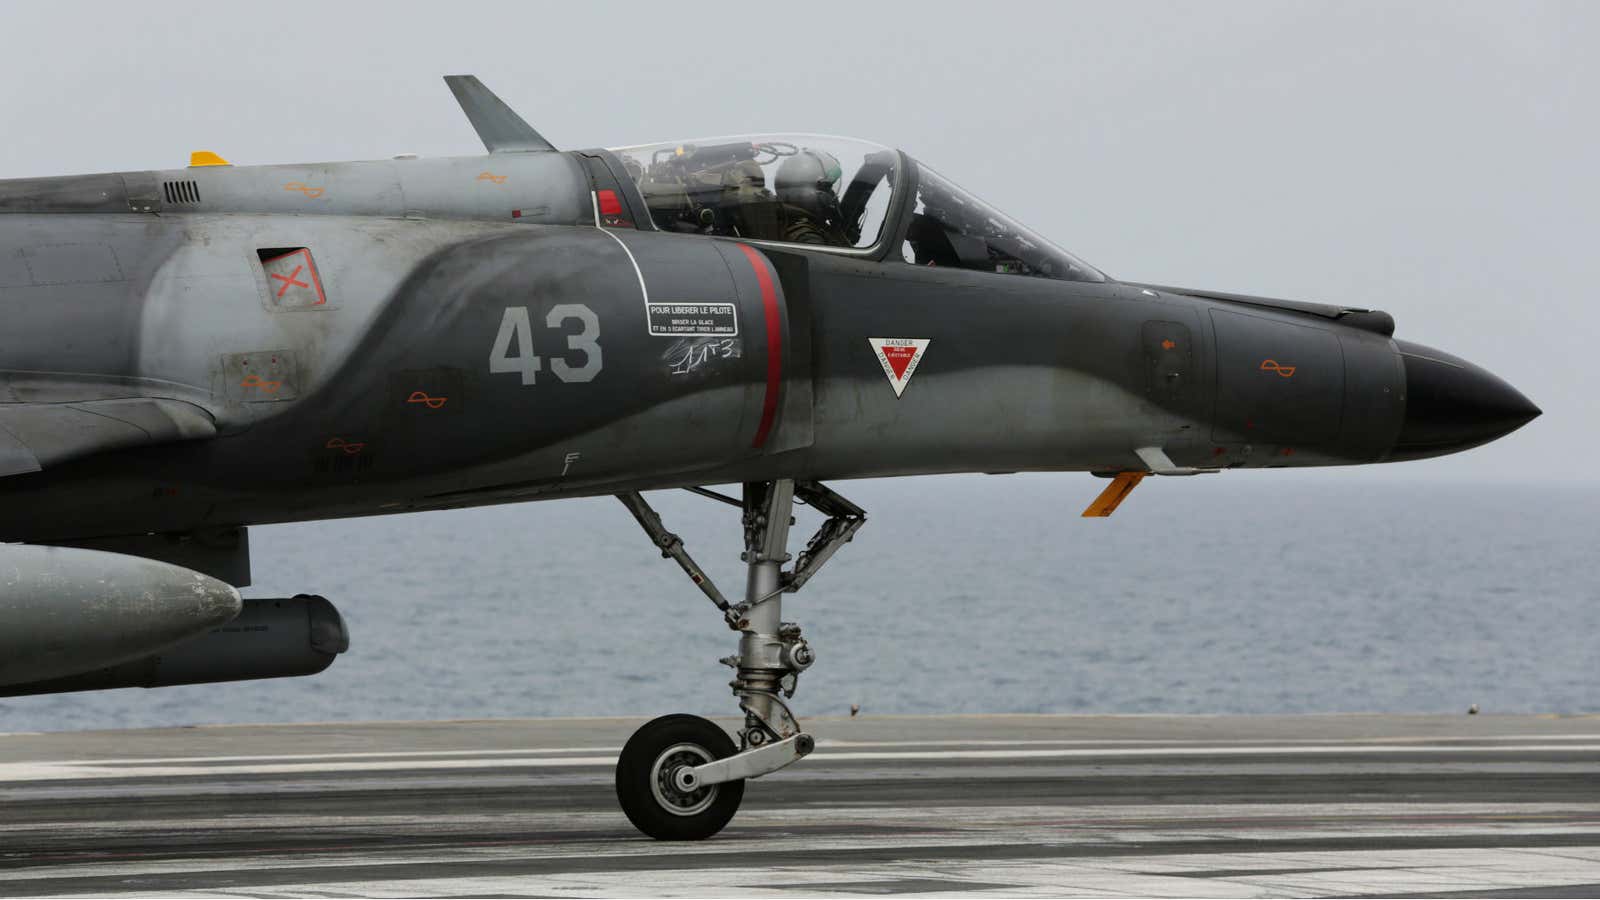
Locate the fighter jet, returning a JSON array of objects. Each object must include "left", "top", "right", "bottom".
[{"left": 0, "top": 77, "right": 1538, "bottom": 839}]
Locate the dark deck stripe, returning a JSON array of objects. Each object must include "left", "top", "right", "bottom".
[{"left": 5, "top": 834, "right": 1600, "bottom": 896}]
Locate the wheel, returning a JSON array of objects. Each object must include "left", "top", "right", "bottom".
[{"left": 615, "top": 714, "right": 745, "bottom": 840}]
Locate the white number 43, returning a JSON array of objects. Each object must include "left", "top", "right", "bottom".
[{"left": 489, "top": 304, "right": 603, "bottom": 385}]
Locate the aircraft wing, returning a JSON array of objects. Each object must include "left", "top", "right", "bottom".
[{"left": 0, "top": 397, "right": 215, "bottom": 477}]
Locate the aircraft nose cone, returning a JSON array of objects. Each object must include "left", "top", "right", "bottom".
[{"left": 1390, "top": 340, "right": 1540, "bottom": 461}]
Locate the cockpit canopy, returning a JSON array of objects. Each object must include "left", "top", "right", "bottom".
[
  {"left": 609, "top": 134, "right": 1103, "bottom": 283},
  {"left": 611, "top": 135, "right": 898, "bottom": 250}
]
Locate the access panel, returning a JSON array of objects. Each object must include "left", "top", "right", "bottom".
[
  {"left": 1142, "top": 320, "right": 1195, "bottom": 407},
  {"left": 1210, "top": 308, "right": 1344, "bottom": 445}
]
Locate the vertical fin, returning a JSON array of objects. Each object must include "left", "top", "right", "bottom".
[{"left": 443, "top": 75, "right": 556, "bottom": 153}]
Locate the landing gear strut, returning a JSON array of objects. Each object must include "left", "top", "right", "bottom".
[{"left": 614, "top": 479, "right": 865, "bottom": 840}]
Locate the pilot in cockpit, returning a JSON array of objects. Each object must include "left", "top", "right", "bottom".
[
  {"left": 775, "top": 149, "right": 849, "bottom": 246},
  {"left": 626, "top": 139, "right": 863, "bottom": 248}
]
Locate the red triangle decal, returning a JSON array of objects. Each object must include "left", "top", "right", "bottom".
[
  {"left": 867, "top": 337, "right": 930, "bottom": 398},
  {"left": 882, "top": 345, "right": 917, "bottom": 380}
]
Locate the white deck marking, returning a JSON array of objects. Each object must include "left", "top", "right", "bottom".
[
  {"left": 815, "top": 744, "right": 1600, "bottom": 761},
  {"left": 33, "top": 733, "right": 1599, "bottom": 768},
  {"left": 816, "top": 733, "right": 1600, "bottom": 747},
  {"left": 12, "top": 747, "right": 621, "bottom": 766},
  {"left": 0, "top": 741, "right": 1594, "bottom": 783}
]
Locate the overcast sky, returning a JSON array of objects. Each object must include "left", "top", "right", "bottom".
[{"left": 2, "top": 1, "right": 1592, "bottom": 483}]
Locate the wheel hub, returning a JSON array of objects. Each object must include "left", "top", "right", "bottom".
[{"left": 649, "top": 743, "right": 717, "bottom": 816}]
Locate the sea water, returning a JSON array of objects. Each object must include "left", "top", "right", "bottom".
[{"left": 3, "top": 474, "right": 1595, "bottom": 732}]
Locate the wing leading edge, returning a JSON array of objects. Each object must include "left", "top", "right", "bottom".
[{"left": 0, "top": 398, "right": 215, "bottom": 477}]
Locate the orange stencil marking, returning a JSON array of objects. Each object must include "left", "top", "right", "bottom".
[
  {"left": 406, "top": 391, "right": 448, "bottom": 410},
  {"left": 476, "top": 172, "right": 507, "bottom": 185},
  {"left": 1260, "top": 359, "right": 1297, "bottom": 378},
  {"left": 259, "top": 248, "right": 327, "bottom": 307},
  {"left": 269, "top": 264, "right": 309, "bottom": 297},
  {"left": 239, "top": 373, "right": 281, "bottom": 393},
  {"left": 283, "top": 182, "right": 326, "bottom": 199},
  {"left": 324, "top": 437, "right": 365, "bottom": 455},
  {"left": 1161, "top": 339, "right": 1176, "bottom": 350}
]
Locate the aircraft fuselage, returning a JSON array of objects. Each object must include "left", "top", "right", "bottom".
[{"left": 0, "top": 143, "right": 1536, "bottom": 545}]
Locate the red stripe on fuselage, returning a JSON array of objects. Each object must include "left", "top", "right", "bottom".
[{"left": 736, "top": 244, "right": 782, "bottom": 449}]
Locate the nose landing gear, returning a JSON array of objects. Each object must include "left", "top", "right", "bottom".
[{"left": 614, "top": 479, "right": 864, "bottom": 840}]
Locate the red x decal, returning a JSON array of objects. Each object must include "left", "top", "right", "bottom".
[{"left": 270, "top": 265, "right": 309, "bottom": 298}]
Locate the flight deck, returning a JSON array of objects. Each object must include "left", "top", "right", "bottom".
[{"left": 0, "top": 714, "right": 1597, "bottom": 897}]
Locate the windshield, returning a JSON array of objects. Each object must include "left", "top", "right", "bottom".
[
  {"left": 904, "top": 162, "right": 1105, "bottom": 283},
  {"left": 610, "top": 135, "right": 897, "bottom": 251}
]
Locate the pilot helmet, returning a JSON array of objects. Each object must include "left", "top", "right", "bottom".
[{"left": 776, "top": 149, "right": 845, "bottom": 219}]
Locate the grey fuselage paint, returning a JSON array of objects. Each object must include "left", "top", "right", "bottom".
[{"left": 0, "top": 146, "right": 1521, "bottom": 546}]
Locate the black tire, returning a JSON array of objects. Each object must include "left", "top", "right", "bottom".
[{"left": 615, "top": 714, "right": 745, "bottom": 840}]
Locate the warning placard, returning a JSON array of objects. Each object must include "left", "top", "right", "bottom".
[
  {"left": 647, "top": 302, "right": 738, "bottom": 337},
  {"left": 869, "top": 337, "right": 930, "bottom": 398}
]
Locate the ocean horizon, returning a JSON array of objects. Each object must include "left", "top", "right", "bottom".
[{"left": 4, "top": 473, "right": 1595, "bottom": 733}]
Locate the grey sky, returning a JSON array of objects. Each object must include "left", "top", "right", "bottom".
[{"left": 3, "top": 1, "right": 1592, "bottom": 483}]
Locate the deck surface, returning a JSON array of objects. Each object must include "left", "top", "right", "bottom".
[{"left": 1, "top": 714, "right": 1598, "bottom": 897}]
